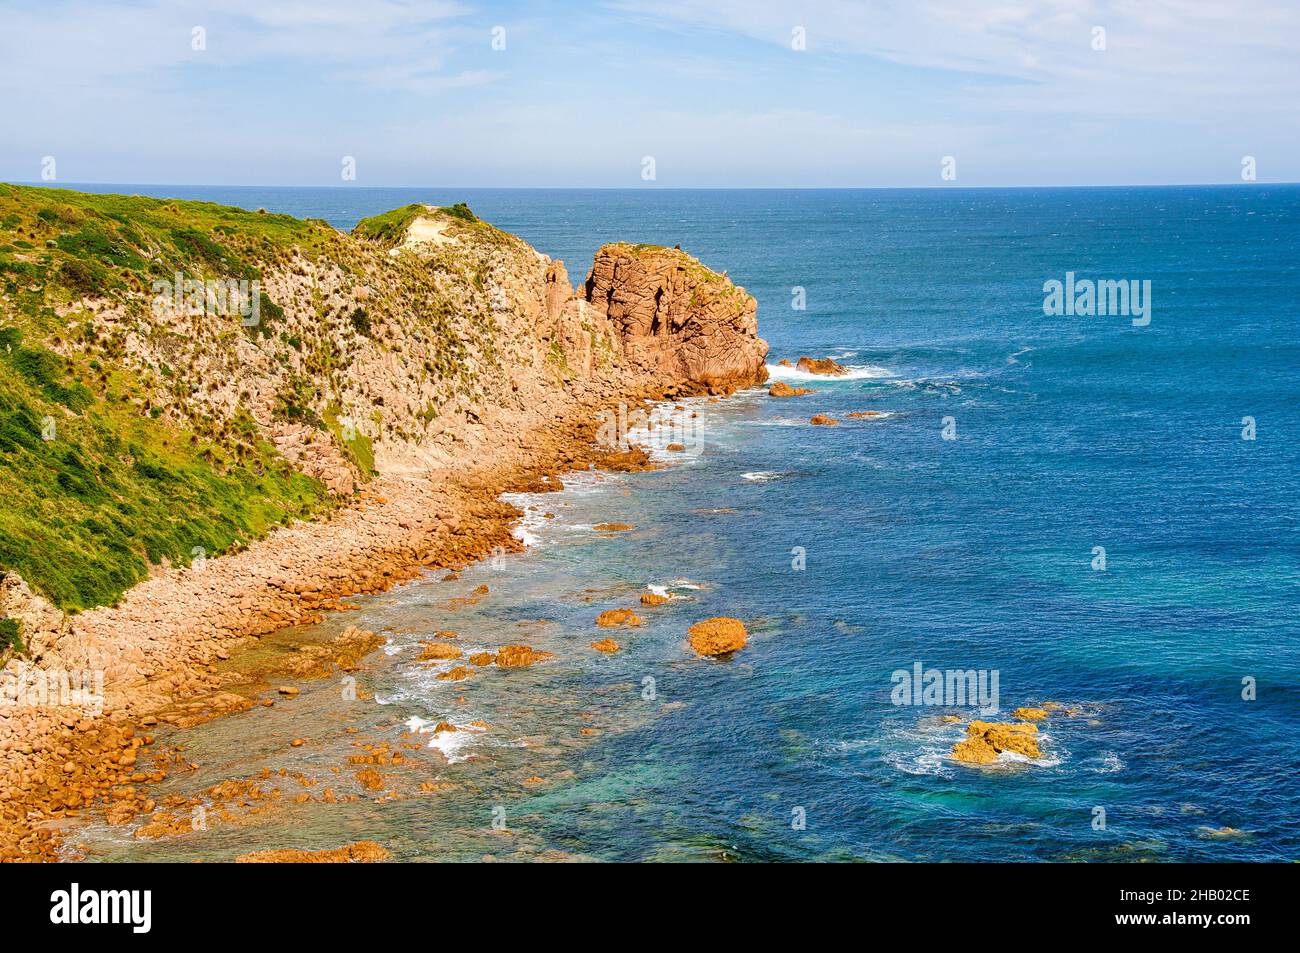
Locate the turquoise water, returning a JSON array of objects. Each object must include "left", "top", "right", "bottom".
[{"left": 64, "top": 185, "right": 1298, "bottom": 861}]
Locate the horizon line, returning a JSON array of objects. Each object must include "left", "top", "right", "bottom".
[{"left": 6, "top": 180, "right": 1298, "bottom": 193}]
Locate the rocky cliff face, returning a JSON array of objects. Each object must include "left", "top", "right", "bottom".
[{"left": 583, "top": 243, "right": 768, "bottom": 395}]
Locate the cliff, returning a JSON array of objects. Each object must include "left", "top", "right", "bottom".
[
  {"left": 0, "top": 187, "right": 766, "bottom": 617},
  {"left": 583, "top": 243, "right": 768, "bottom": 395}
]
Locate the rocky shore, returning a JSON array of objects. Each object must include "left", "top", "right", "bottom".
[{"left": 0, "top": 189, "right": 768, "bottom": 860}]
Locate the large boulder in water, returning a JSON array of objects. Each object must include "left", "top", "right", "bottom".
[
  {"left": 951, "top": 721, "right": 1042, "bottom": 764},
  {"left": 687, "top": 617, "right": 748, "bottom": 656}
]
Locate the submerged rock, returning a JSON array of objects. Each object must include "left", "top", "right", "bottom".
[
  {"left": 235, "top": 841, "right": 390, "bottom": 863},
  {"left": 1012, "top": 707, "right": 1049, "bottom": 721},
  {"left": 591, "top": 638, "right": 621, "bottom": 653},
  {"left": 435, "top": 666, "right": 475, "bottom": 681},
  {"left": 596, "top": 608, "right": 642, "bottom": 628},
  {"left": 769, "top": 381, "right": 815, "bottom": 398},
  {"left": 687, "top": 617, "right": 747, "bottom": 656}
]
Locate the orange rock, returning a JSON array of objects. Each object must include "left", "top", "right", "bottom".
[
  {"left": 495, "top": 644, "right": 554, "bottom": 668},
  {"left": 951, "top": 721, "right": 1042, "bottom": 765},
  {"left": 639, "top": 591, "right": 670, "bottom": 606},
  {"left": 596, "top": 608, "right": 642, "bottom": 628},
  {"left": 468, "top": 652, "right": 495, "bottom": 666},
  {"left": 809, "top": 414, "right": 839, "bottom": 426},
  {"left": 235, "top": 841, "right": 389, "bottom": 863},
  {"left": 769, "top": 381, "right": 814, "bottom": 398},
  {"left": 417, "top": 641, "right": 462, "bottom": 662},
  {"left": 355, "top": 768, "right": 384, "bottom": 790},
  {"left": 796, "top": 356, "right": 848, "bottom": 376},
  {"left": 687, "top": 617, "right": 747, "bottom": 656},
  {"left": 594, "top": 522, "right": 633, "bottom": 532},
  {"left": 845, "top": 410, "right": 884, "bottom": 419},
  {"left": 591, "top": 638, "right": 620, "bottom": 653},
  {"left": 435, "top": 666, "right": 475, "bottom": 681},
  {"left": 1012, "top": 707, "right": 1049, "bottom": 722}
]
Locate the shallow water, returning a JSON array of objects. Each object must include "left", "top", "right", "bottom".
[{"left": 63, "top": 185, "right": 1299, "bottom": 862}]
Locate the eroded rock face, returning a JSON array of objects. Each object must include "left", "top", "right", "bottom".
[{"left": 583, "top": 244, "right": 769, "bottom": 395}]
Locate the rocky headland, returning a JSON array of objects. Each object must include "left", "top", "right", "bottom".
[{"left": 0, "top": 186, "right": 767, "bottom": 859}]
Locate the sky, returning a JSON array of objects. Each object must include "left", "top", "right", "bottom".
[{"left": 0, "top": 0, "right": 1297, "bottom": 188}]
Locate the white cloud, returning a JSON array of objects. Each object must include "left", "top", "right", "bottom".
[{"left": 612, "top": 0, "right": 1300, "bottom": 119}]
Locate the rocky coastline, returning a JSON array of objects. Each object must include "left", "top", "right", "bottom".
[{"left": 0, "top": 188, "right": 768, "bottom": 860}]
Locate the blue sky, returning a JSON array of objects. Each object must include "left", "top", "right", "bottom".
[{"left": 1, "top": 0, "right": 1296, "bottom": 187}]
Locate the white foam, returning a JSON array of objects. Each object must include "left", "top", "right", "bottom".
[
  {"left": 742, "top": 470, "right": 791, "bottom": 482},
  {"left": 766, "top": 362, "right": 893, "bottom": 382},
  {"left": 405, "top": 715, "right": 487, "bottom": 764}
]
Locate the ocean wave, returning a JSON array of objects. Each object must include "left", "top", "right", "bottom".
[
  {"left": 742, "top": 470, "right": 793, "bottom": 482},
  {"left": 645, "top": 578, "right": 704, "bottom": 598},
  {"left": 765, "top": 362, "right": 894, "bottom": 382},
  {"left": 1090, "top": 751, "right": 1124, "bottom": 774},
  {"left": 405, "top": 715, "right": 486, "bottom": 763}
]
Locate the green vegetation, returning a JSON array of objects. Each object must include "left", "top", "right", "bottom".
[
  {"left": 0, "top": 618, "right": 22, "bottom": 655},
  {"left": 0, "top": 326, "right": 326, "bottom": 611},
  {"left": 352, "top": 202, "right": 518, "bottom": 250},
  {"left": 0, "top": 184, "right": 338, "bottom": 611},
  {"left": 350, "top": 204, "right": 430, "bottom": 246},
  {"left": 322, "top": 400, "right": 375, "bottom": 475}
]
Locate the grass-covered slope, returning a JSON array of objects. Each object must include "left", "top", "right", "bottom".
[
  {"left": 0, "top": 185, "right": 585, "bottom": 615},
  {"left": 0, "top": 184, "right": 341, "bottom": 611}
]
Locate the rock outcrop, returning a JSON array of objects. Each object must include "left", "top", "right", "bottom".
[
  {"left": 769, "top": 381, "right": 814, "bottom": 398},
  {"left": 494, "top": 644, "right": 553, "bottom": 668},
  {"left": 583, "top": 244, "right": 768, "bottom": 395},
  {"left": 951, "top": 721, "right": 1043, "bottom": 764},
  {"left": 687, "top": 617, "right": 748, "bottom": 656},
  {"left": 796, "top": 356, "right": 848, "bottom": 376}
]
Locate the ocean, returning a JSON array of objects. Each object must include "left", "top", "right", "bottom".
[{"left": 62, "top": 184, "right": 1299, "bottom": 861}]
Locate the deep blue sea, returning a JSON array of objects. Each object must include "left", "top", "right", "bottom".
[{"left": 63, "top": 184, "right": 1299, "bottom": 861}]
